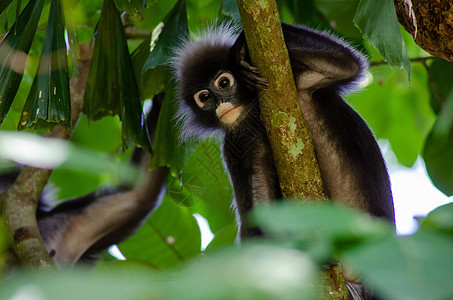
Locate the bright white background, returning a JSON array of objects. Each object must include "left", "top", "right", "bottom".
[{"left": 390, "top": 158, "right": 451, "bottom": 235}]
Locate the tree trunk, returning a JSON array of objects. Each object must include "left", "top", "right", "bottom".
[{"left": 235, "top": 0, "right": 348, "bottom": 298}]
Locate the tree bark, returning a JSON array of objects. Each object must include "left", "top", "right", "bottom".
[
  {"left": 394, "top": 0, "right": 453, "bottom": 61},
  {"left": 235, "top": 0, "right": 348, "bottom": 298}
]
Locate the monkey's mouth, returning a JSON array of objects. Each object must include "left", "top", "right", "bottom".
[{"left": 216, "top": 103, "right": 244, "bottom": 124}]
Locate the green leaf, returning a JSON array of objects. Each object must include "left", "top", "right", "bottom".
[
  {"left": 131, "top": 35, "right": 151, "bottom": 94},
  {"left": 141, "top": 0, "right": 188, "bottom": 73},
  {"left": 251, "top": 202, "right": 392, "bottom": 263},
  {"left": 149, "top": 81, "right": 195, "bottom": 172},
  {"left": 114, "top": 0, "right": 145, "bottom": 20},
  {"left": 0, "top": 245, "right": 319, "bottom": 300},
  {"left": 423, "top": 89, "right": 453, "bottom": 196},
  {"left": 71, "top": 115, "right": 122, "bottom": 152},
  {"left": 131, "top": 38, "right": 172, "bottom": 100},
  {"left": 50, "top": 115, "right": 124, "bottom": 200},
  {"left": 0, "top": 0, "right": 44, "bottom": 125},
  {"left": 278, "top": 0, "right": 328, "bottom": 28},
  {"left": 49, "top": 168, "right": 102, "bottom": 201},
  {"left": 421, "top": 203, "right": 453, "bottom": 237},
  {"left": 179, "top": 141, "right": 235, "bottom": 233},
  {"left": 347, "top": 64, "right": 435, "bottom": 167},
  {"left": 0, "top": 0, "right": 13, "bottom": 15},
  {"left": 83, "top": 0, "right": 151, "bottom": 152},
  {"left": 0, "top": 269, "right": 159, "bottom": 300},
  {"left": 164, "top": 244, "right": 319, "bottom": 300},
  {"left": 343, "top": 231, "right": 453, "bottom": 300},
  {"left": 118, "top": 196, "right": 201, "bottom": 269},
  {"left": 219, "top": 0, "right": 240, "bottom": 23},
  {"left": 62, "top": 0, "right": 81, "bottom": 78},
  {"left": 313, "top": 0, "right": 361, "bottom": 37},
  {"left": 19, "top": 0, "right": 71, "bottom": 130},
  {"left": 354, "top": 0, "right": 411, "bottom": 79},
  {"left": 428, "top": 59, "right": 453, "bottom": 114},
  {"left": 204, "top": 222, "right": 237, "bottom": 252}
]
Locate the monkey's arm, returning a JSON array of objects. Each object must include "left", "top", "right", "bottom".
[
  {"left": 231, "top": 23, "right": 365, "bottom": 93},
  {"left": 232, "top": 23, "right": 394, "bottom": 223},
  {"left": 280, "top": 23, "right": 366, "bottom": 92},
  {"left": 223, "top": 122, "right": 281, "bottom": 239},
  {"left": 284, "top": 24, "right": 394, "bottom": 222}
]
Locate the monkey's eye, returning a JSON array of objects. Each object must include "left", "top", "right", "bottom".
[
  {"left": 194, "top": 89, "right": 210, "bottom": 108},
  {"left": 214, "top": 72, "right": 235, "bottom": 89},
  {"left": 219, "top": 77, "right": 230, "bottom": 88}
]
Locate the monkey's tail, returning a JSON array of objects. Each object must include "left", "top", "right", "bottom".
[{"left": 346, "top": 281, "right": 381, "bottom": 300}]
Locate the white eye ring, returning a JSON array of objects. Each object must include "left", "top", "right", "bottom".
[
  {"left": 214, "top": 72, "right": 235, "bottom": 89},
  {"left": 193, "top": 89, "right": 210, "bottom": 108}
]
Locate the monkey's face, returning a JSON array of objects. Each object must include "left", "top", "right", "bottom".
[
  {"left": 185, "top": 68, "right": 256, "bottom": 132},
  {"left": 193, "top": 71, "right": 244, "bottom": 126},
  {"left": 173, "top": 33, "right": 258, "bottom": 135}
]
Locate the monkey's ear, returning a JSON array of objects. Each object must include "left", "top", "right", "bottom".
[
  {"left": 230, "top": 32, "right": 268, "bottom": 90},
  {"left": 230, "top": 31, "right": 248, "bottom": 71}
]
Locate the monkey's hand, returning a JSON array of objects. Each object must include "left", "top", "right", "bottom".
[
  {"left": 239, "top": 58, "right": 268, "bottom": 91},
  {"left": 233, "top": 33, "right": 268, "bottom": 91}
]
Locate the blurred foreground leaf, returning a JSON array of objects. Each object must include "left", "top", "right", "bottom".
[
  {"left": 0, "top": 0, "right": 44, "bottom": 124},
  {"left": 252, "top": 202, "right": 453, "bottom": 300},
  {"left": 19, "top": 0, "right": 71, "bottom": 130},
  {"left": 0, "top": 269, "right": 159, "bottom": 300},
  {"left": 421, "top": 202, "right": 453, "bottom": 237},
  {"left": 167, "top": 244, "right": 319, "bottom": 300},
  {"left": 0, "top": 131, "right": 141, "bottom": 186},
  {"left": 0, "top": 244, "right": 318, "bottom": 300},
  {"left": 423, "top": 89, "right": 453, "bottom": 196},
  {"left": 427, "top": 59, "right": 453, "bottom": 114},
  {"left": 344, "top": 230, "right": 453, "bottom": 300},
  {"left": 251, "top": 202, "right": 391, "bottom": 263}
]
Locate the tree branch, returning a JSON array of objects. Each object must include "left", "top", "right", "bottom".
[
  {"left": 235, "top": 0, "right": 347, "bottom": 298},
  {"left": 1, "top": 167, "right": 54, "bottom": 269},
  {"left": 122, "top": 14, "right": 151, "bottom": 39},
  {"left": 370, "top": 55, "right": 445, "bottom": 105},
  {"left": 370, "top": 55, "right": 436, "bottom": 66},
  {"left": 0, "top": 44, "right": 92, "bottom": 268}
]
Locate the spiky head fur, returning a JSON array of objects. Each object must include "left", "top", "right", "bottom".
[{"left": 171, "top": 24, "right": 239, "bottom": 141}]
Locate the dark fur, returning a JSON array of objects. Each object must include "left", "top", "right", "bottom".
[{"left": 173, "top": 23, "right": 394, "bottom": 240}]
